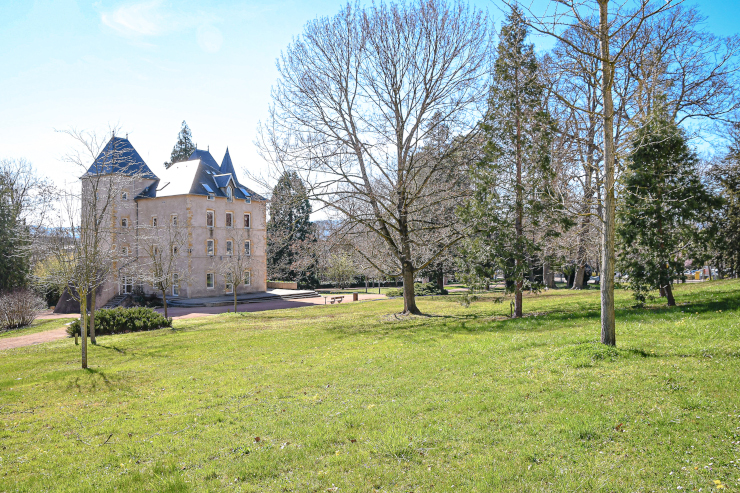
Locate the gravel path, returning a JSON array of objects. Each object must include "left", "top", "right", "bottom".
[
  {"left": 0, "top": 328, "right": 69, "bottom": 350},
  {"left": 1, "top": 294, "right": 387, "bottom": 350}
]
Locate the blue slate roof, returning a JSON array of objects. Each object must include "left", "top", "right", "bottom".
[
  {"left": 188, "top": 149, "right": 220, "bottom": 171},
  {"left": 220, "top": 148, "right": 237, "bottom": 180},
  {"left": 136, "top": 146, "right": 268, "bottom": 201},
  {"left": 85, "top": 136, "right": 158, "bottom": 179},
  {"left": 213, "top": 174, "right": 235, "bottom": 189}
]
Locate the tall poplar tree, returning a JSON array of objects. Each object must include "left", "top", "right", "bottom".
[
  {"left": 164, "top": 121, "right": 195, "bottom": 168},
  {"left": 461, "top": 6, "right": 564, "bottom": 317},
  {"left": 618, "top": 104, "right": 720, "bottom": 306}
]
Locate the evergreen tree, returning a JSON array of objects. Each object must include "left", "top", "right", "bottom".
[
  {"left": 460, "top": 6, "right": 565, "bottom": 317},
  {"left": 709, "top": 123, "right": 740, "bottom": 278},
  {"left": 267, "top": 171, "right": 317, "bottom": 287},
  {"left": 0, "top": 177, "right": 30, "bottom": 291},
  {"left": 164, "top": 121, "right": 195, "bottom": 168},
  {"left": 618, "top": 103, "right": 721, "bottom": 306}
]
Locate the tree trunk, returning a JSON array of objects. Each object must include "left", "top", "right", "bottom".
[
  {"left": 543, "top": 262, "right": 551, "bottom": 289},
  {"left": 437, "top": 265, "right": 444, "bottom": 291},
  {"left": 402, "top": 262, "right": 421, "bottom": 315},
  {"left": 573, "top": 265, "right": 586, "bottom": 290},
  {"left": 162, "top": 290, "right": 168, "bottom": 319},
  {"left": 80, "top": 292, "right": 88, "bottom": 369},
  {"left": 599, "top": 0, "right": 616, "bottom": 346},
  {"left": 89, "top": 288, "right": 96, "bottom": 345},
  {"left": 665, "top": 282, "right": 676, "bottom": 306},
  {"left": 234, "top": 289, "right": 238, "bottom": 313}
]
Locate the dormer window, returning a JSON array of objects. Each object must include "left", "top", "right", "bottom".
[
  {"left": 226, "top": 186, "right": 233, "bottom": 202},
  {"left": 121, "top": 191, "right": 128, "bottom": 201}
]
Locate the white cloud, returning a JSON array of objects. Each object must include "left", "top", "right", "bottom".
[
  {"left": 101, "top": 0, "right": 171, "bottom": 36},
  {"left": 100, "top": 1, "right": 220, "bottom": 40}
]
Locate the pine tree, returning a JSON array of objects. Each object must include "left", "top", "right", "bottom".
[
  {"left": 460, "top": 6, "right": 565, "bottom": 317},
  {"left": 267, "top": 171, "right": 317, "bottom": 287},
  {"left": 164, "top": 121, "right": 195, "bottom": 168},
  {"left": 618, "top": 103, "right": 721, "bottom": 306}
]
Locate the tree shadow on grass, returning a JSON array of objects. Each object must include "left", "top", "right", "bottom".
[{"left": 66, "top": 367, "right": 131, "bottom": 393}]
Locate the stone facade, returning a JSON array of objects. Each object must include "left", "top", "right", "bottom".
[{"left": 81, "top": 136, "right": 267, "bottom": 307}]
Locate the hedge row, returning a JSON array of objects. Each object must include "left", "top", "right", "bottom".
[
  {"left": 386, "top": 282, "right": 448, "bottom": 297},
  {"left": 67, "top": 307, "right": 172, "bottom": 337}
]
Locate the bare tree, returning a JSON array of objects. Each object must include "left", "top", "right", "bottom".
[
  {"left": 136, "top": 220, "right": 189, "bottom": 319},
  {"left": 257, "top": 0, "right": 492, "bottom": 314},
  {"left": 39, "top": 129, "right": 139, "bottom": 368},
  {"left": 0, "top": 158, "right": 57, "bottom": 291},
  {"left": 216, "top": 227, "right": 254, "bottom": 313}
]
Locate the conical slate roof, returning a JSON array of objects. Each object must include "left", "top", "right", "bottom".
[
  {"left": 85, "top": 136, "right": 157, "bottom": 179},
  {"left": 220, "top": 147, "right": 237, "bottom": 181}
]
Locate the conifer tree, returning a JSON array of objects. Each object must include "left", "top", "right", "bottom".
[
  {"left": 460, "top": 6, "right": 565, "bottom": 317},
  {"left": 707, "top": 124, "right": 740, "bottom": 278},
  {"left": 164, "top": 121, "right": 195, "bottom": 168},
  {"left": 618, "top": 104, "right": 721, "bottom": 306},
  {"left": 267, "top": 171, "right": 317, "bottom": 287}
]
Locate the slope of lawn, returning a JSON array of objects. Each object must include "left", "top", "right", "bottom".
[
  {"left": 0, "top": 317, "right": 76, "bottom": 340},
  {"left": 1, "top": 281, "right": 739, "bottom": 492}
]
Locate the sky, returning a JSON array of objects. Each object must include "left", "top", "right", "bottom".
[{"left": 2, "top": 0, "right": 739, "bottom": 194}]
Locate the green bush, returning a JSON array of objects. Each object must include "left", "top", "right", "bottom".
[
  {"left": 67, "top": 307, "right": 172, "bottom": 337},
  {"left": 386, "top": 282, "right": 448, "bottom": 298}
]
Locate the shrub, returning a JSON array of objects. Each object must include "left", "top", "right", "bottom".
[
  {"left": 67, "top": 307, "right": 172, "bottom": 337},
  {"left": 386, "top": 282, "right": 448, "bottom": 298},
  {"left": 0, "top": 289, "right": 46, "bottom": 331}
]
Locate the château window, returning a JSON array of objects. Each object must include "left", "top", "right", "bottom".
[
  {"left": 152, "top": 216, "right": 157, "bottom": 227},
  {"left": 121, "top": 218, "right": 128, "bottom": 228},
  {"left": 206, "top": 273, "right": 214, "bottom": 289},
  {"left": 226, "top": 240, "right": 233, "bottom": 256},
  {"left": 243, "top": 213, "right": 250, "bottom": 229},
  {"left": 121, "top": 246, "right": 129, "bottom": 256},
  {"left": 206, "top": 210, "right": 214, "bottom": 227},
  {"left": 226, "top": 187, "right": 233, "bottom": 202},
  {"left": 171, "top": 214, "right": 178, "bottom": 227},
  {"left": 172, "top": 274, "right": 179, "bottom": 296},
  {"left": 225, "top": 212, "right": 233, "bottom": 228},
  {"left": 121, "top": 191, "right": 128, "bottom": 200},
  {"left": 225, "top": 274, "right": 233, "bottom": 294},
  {"left": 207, "top": 239, "right": 214, "bottom": 256},
  {"left": 244, "top": 241, "right": 251, "bottom": 256},
  {"left": 172, "top": 246, "right": 178, "bottom": 255},
  {"left": 243, "top": 270, "right": 251, "bottom": 286}
]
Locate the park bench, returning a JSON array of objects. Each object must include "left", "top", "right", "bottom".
[{"left": 329, "top": 296, "right": 345, "bottom": 304}]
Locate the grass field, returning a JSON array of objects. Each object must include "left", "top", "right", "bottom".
[
  {"left": 0, "top": 317, "right": 76, "bottom": 340},
  {"left": 1, "top": 281, "right": 739, "bottom": 492}
]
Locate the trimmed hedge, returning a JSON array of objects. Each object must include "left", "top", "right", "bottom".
[
  {"left": 67, "top": 307, "right": 172, "bottom": 337},
  {"left": 386, "top": 282, "right": 448, "bottom": 298}
]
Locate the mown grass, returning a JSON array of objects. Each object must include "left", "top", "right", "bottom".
[
  {"left": 1, "top": 281, "right": 739, "bottom": 492},
  {"left": 0, "top": 317, "right": 76, "bottom": 339}
]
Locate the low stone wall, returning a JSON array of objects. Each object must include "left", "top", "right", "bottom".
[{"left": 267, "top": 281, "right": 298, "bottom": 290}]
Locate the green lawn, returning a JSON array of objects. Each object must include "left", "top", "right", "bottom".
[
  {"left": 0, "top": 316, "right": 76, "bottom": 339},
  {"left": 1, "top": 281, "right": 740, "bottom": 492}
]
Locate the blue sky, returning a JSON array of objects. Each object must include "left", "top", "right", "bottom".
[{"left": 2, "top": 0, "right": 738, "bottom": 191}]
